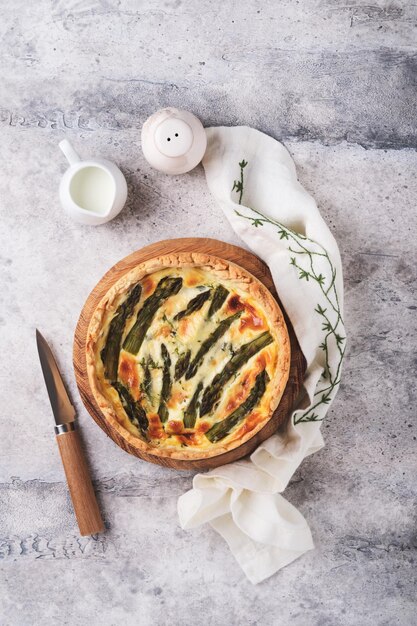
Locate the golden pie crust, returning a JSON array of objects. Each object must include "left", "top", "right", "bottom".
[{"left": 86, "top": 252, "right": 290, "bottom": 460}]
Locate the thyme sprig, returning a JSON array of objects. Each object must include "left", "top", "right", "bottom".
[{"left": 232, "top": 159, "right": 346, "bottom": 424}]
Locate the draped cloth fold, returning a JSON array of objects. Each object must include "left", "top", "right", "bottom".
[{"left": 178, "top": 127, "right": 346, "bottom": 584}]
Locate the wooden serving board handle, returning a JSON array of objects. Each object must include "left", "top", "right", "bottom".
[{"left": 56, "top": 428, "right": 104, "bottom": 536}]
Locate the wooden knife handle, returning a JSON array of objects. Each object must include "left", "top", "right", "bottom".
[{"left": 56, "top": 428, "right": 104, "bottom": 536}]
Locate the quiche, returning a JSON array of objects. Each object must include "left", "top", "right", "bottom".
[{"left": 86, "top": 253, "right": 290, "bottom": 459}]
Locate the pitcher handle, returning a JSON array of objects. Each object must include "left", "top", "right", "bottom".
[{"left": 59, "top": 139, "right": 81, "bottom": 165}]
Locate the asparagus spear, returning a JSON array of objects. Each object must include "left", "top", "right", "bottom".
[
  {"left": 174, "top": 349, "right": 191, "bottom": 380},
  {"left": 185, "top": 311, "right": 242, "bottom": 380},
  {"left": 101, "top": 283, "right": 142, "bottom": 381},
  {"left": 205, "top": 369, "right": 270, "bottom": 443},
  {"left": 158, "top": 343, "right": 172, "bottom": 423},
  {"left": 200, "top": 331, "right": 273, "bottom": 416},
  {"left": 183, "top": 381, "right": 203, "bottom": 429},
  {"left": 174, "top": 289, "right": 212, "bottom": 321},
  {"left": 142, "top": 356, "right": 153, "bottom": 400},
  {"left": 123, "top": 276, "right": 183, "bottom": 354},
  {"left": 207, "top": 285, "right": 229, "bottom": 318},
  {"left": 113, "top": 382, "right": 149, "bottom": 437}
]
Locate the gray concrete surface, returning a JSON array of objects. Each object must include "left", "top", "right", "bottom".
[{"left": 1, "top": 1, "right": 416, "bottom": 625}]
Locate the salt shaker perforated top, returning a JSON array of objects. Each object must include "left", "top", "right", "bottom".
[{"left": 141, "top": 108, "right": 207, "bottom": 175}]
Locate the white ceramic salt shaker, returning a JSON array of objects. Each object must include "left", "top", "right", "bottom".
[{"left": 141, "top": 108, "right": 207, "bottom": 175}]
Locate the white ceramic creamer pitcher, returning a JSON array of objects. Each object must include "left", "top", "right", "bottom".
[{"left": 59, "top": 139, "right": 128, "bottom": 225}]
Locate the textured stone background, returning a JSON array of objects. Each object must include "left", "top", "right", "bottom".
[{"left": 1, "top": 1, "right": 416, "bottom": 625}]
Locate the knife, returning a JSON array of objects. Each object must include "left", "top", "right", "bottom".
[{"left": 36, "top": 329, "right": 104, "bottom": 536}]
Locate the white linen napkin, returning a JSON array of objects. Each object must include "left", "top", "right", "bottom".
[{"left": 177, "top": 126, "right": 346, "bottom": 584}]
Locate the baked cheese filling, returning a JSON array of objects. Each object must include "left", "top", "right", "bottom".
[{"left": 93, "top": 267, "right": 282, "bottom": 450}]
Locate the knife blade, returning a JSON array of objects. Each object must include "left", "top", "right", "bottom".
[
  {"left": 36, "top": 329, "right": 76, "bottom": 430},
  {"left": 36, "top": 330, "right": 104, "bottom": 536}
]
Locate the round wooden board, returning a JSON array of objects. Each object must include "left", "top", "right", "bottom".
[{"left": 73, "top": 238, "right": 306, "bottom": 470}]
